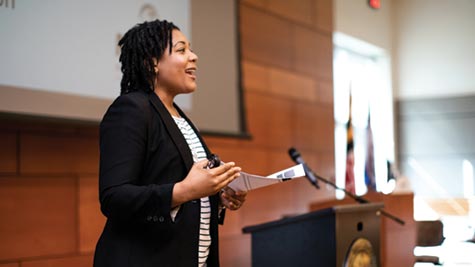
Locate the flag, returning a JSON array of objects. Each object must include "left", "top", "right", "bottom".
[
  {"left": 345, "top": 94, "right": 355, "bottom": 194},
  {"left": 364, "top": 113, "right": 376, "bottom": 191}
]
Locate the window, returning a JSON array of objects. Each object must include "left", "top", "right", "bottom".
[{"left": 333, "top": 33, "right": 395, "bottom": 198}]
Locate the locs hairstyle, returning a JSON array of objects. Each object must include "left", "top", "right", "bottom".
[{"left": 118, "top": 19, "right": 179, "bottom": 95}]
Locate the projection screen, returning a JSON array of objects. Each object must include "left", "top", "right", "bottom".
[{"left": 0, "top": 0, "right": 247, "bottom": 136}]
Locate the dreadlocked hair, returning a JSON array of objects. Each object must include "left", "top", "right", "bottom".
[{"left": 118, "top": 19, "right": 179, "bottom": 95}]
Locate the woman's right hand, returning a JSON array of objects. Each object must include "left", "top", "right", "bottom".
[{"left": 172, "top": 160, "right": 241, "bottom": 207}]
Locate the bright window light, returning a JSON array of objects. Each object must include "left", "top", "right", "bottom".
[
  {"left": 463, "top": 159, "right": 474, "bottom": 198},
  {"left": 333, "top": 33, "right": 395, "bottom": 198}
]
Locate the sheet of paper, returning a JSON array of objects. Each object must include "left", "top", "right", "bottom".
[{"left": 228, "top": 164, "right": 306, "bottom": 192}]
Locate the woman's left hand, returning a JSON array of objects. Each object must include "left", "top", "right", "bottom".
[{"left": 220, "top": 187, "right": 247, "bottom": 211}]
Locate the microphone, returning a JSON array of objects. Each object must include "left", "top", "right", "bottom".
[
  {"left": 288, "top": 147, "right": 320, "bottom": 189},
  {"left": 288, "top": 148, "right": 405, "bottom": 225}
]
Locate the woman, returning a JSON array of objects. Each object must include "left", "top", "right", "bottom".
[{"left": 94, "top": 19, "right": 246, "bottom": 267}]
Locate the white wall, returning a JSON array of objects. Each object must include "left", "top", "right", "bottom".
[
  {"left": 335, "top": 0, "right": 475, "bottom": 100},
  {"left": 334, "top": 0, "right": 393, "bottom": 52},
  {"left": 393, "top": 0, "right": 475, "bottom": 100}
]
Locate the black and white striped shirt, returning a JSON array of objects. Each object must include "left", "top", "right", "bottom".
[{"left": 173, "top": 116, "right": 211, "bottom": 267}]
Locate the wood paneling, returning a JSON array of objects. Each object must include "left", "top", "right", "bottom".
[
  {"left": 269, "top": 68, "right": 317, "bottom": 102},
  {"left": 245, "top": 92, "right": 294, "bottom": 150},
  {"left": 231, "top": 4, "right": 337, "bottom": 265},
  {"left": 78, "top": 176, "right": 105, "bottom": 253},
  {"left": 291, "top": 178, "right": 334, "bottom": 214},
  {"left": 380, "top": 193, "right": 416, "bottom": 267},
  {"left": 242, "top": 61, "right": 270, "bottom": 93},
  {"left": 241, "top": 0, "right": 267, "bottom": 9},
  {"left": 315, "top": 150, "right": 336, "bottom": 179},
  {"left": 267, "top": 0, "right": 314, "bottom": 26},
  {"left": 241, "top": 181, "right": 295, "bottom": 225},
  {"left": 0, "top": 263, "right": 19, "bottom": 267},
  {"left": 202, "top": 136, "right": 242, "bottom": 152},
  {"left": 266, "top": 149, "right": 296, "bottom": 175},
  {"left": 213, "top": 145, "right": 268, "bottom": 176},
  {"left": 21, "top": 255, "right": 93, "bottom": 267},
  {"left": 0, "top": 132, "right": 17, "bottom": 174},
  {"left": 0, "top": 177, "right": 77, "bottom": 260},
  {"left": 315, "top": 104, "right": 336, "bottom": 152},
  {"left": 219, "top": 205, "right": 243, "bottom": 237},
  {"left": 294, "top": 102, "right": 333, "bottom": 152},
  {"left": 317, "top": 80, "right": 334, "bottom": 104},
  {"left": 20, "top": 133, "right": 98, "bottom": 175},
  {"left": 314, "top": 0, "right": 333, "bottom": 32},
  {"left": 294, "top": 25, "right": 333, "bottom": 79},
  {"left": 240, "top": 5, "right": 293, "bottom": 69},
  {"left": 290, "top": 152, "right": 336, "bottom": 214},
  {"left": 219, "top": 235, "right": 251, "bottom": 267}
]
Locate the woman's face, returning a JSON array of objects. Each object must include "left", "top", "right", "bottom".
[{"left": 155, "top": 29, "right": 198, "bottom": 96}]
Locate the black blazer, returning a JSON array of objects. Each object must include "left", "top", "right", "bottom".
[{"left": 93, "top": 91, "right": 221, "bottom": 267}]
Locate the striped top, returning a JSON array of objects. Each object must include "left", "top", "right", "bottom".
[{"left": 173, "top": 116, "right": 211, "bottom": 267}]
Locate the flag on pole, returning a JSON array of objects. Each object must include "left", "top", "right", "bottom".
[
  {"left": 364, "top": 113, "right": 376, "bottom": 191},
  {"left": 345, "top": 94, "right": 355, "bottom": 194}
]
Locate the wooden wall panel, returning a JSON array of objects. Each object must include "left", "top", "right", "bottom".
[
  {"left": 20, "top": 134, "right": 98, "bottom": 175},
  {"left": 0, "top": 132, "right": 17, "bottom": 174},
  {"left": 317, "top": 80, "right": 334, "bottom": 104},
  {"left": 219, "top": 204, "right": 243, "bottom": 237},
  {"left": 230, "top": 2, "right": 336, "bottom": 264},
  {"left": 219, "top": 235, "right": 251, "bottom": 267},
  {"left": 291, "top": 154, "right": 336, "bottom": 214},
  {"left": 315, "top": 150, "right": 336, "bottom": 179},
  {"left": 244, "top": 92, "right": 294, "bottom": 150},
  {"left": 291, "top": 178, "right": 333, "bottom": 214},
  {"left": 294, "top": 26, "right": 333, "bottom": 79},
  {"left": 201, "top": 136, "right": 242, "bottom": 153},
  {"left": 240, "top": 5, "right": 293, "bottom": 69},
  {"left": 269, "top": 68, "right": 317, "bottom": 102},
  {"left": 315, "top": 105, "right": 336, "bottom": 152},
  {"left": 0, "top": 263, "right": 19, "bottom": 267},
  {"left": 294, "top": 103, "right": 327, "bottom": 151},
  {"left": 314, "top": 0, "right": 333, "bottom": 32},
  {"left": 315, "top": 35, "right": 333, "bottom": 82},
  {"left": 266, "top": 149, "right": 296, "bottom": 175},
  {"left": 0, "top": 177, "right": 77, "bottom": 260},
  {"left": 242, "top": 61, "right": 270, "bottom": 93},
  {"left": 21, "top": 255, "right": 93, "bottom": 267},
  {"left": 212, "top": 145, "right": 268, "bottom": 176},
  {"left": 380, "top": 193, "right": 416, "bottom": 267},
  {"left": 240, "top": 182, "right": 295, "bottom": 225},
  {"left": 241, "top": 0, "right": 267, "bottom": 9},
  {"left": 78, "top": 176, "right": 105, "bottom": 253},
  {"left": 266, "top": 0, "right": 314, "bottom": 26}
]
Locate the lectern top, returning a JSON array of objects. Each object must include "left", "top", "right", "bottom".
[
  {"left": 332, "top": 202, "right": 384, "bottom": 213},
  {"left": 242, "top": 203, "right": 383, "bottom": 234}
]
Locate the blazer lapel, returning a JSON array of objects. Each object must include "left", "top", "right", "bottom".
[
  {"left": 149, "top": 92, "right": 220, "bottom": 217},
  {"left": 148, "top": 92, "right": 194, "bottom": 169}
]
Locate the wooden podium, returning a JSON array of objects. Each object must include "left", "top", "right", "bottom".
[
  {"left": 310, "top": 192, "right": 416, "bottom": 267},
  {"left": 243, "top": 203, "right": 383, "bottom": 267}
]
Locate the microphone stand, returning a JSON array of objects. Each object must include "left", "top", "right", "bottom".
[{"left": 304, "top": 166, "right": 405, "bottom": 226}]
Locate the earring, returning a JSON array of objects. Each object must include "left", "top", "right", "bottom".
[{"left": 154, "top": 64, "right": 159, "bottom": 75}]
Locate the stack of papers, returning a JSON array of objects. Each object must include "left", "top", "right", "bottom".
[{"left": 228, "top": 164, "right": 306, "bottom": 192}]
